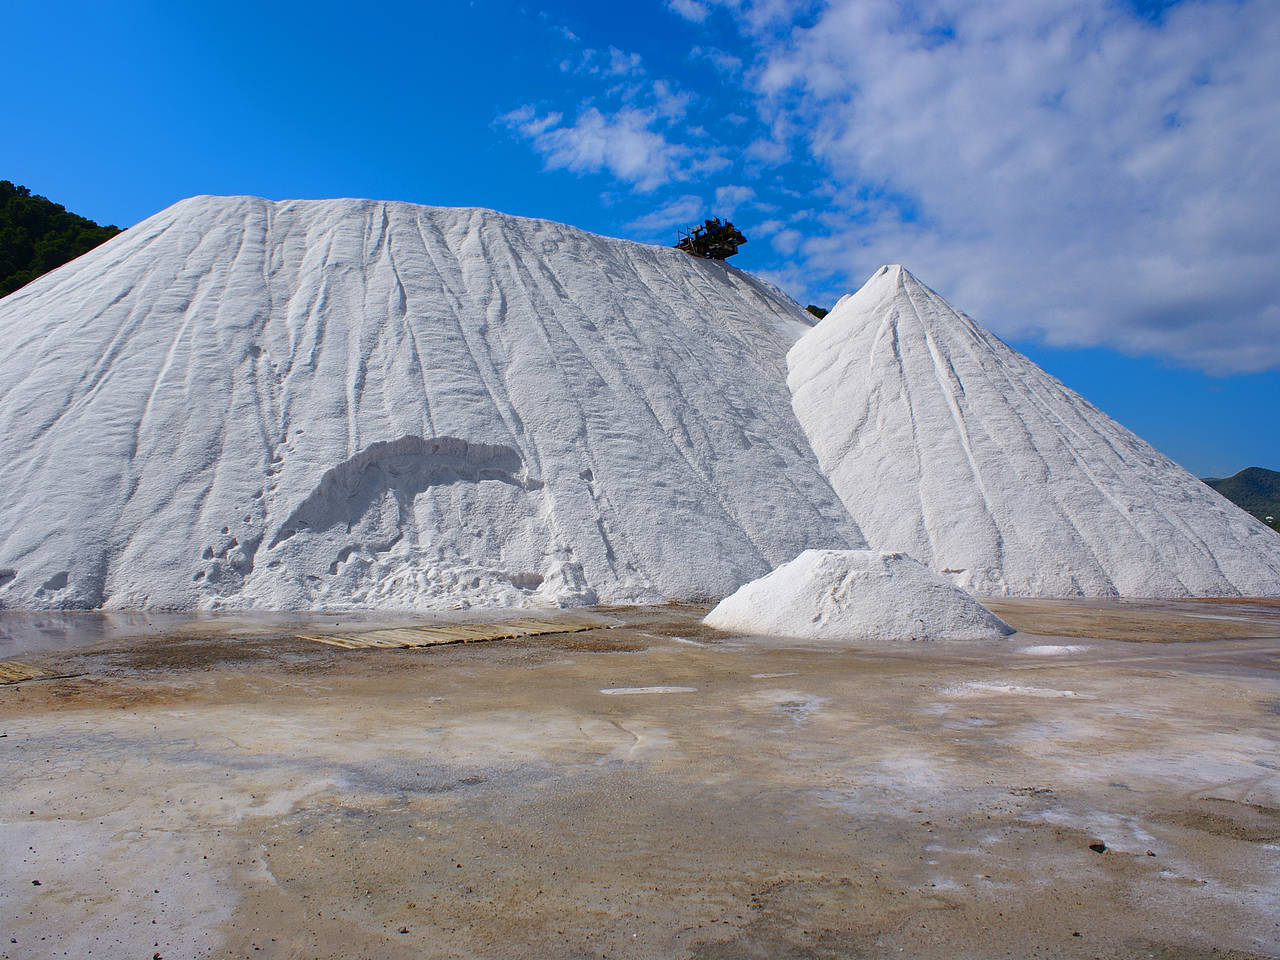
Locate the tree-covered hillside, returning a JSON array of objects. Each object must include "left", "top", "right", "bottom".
[
  {"left": 1204, "top": 467, "right": 1280, "bottom": 533},
  {"left": 1, "top": 180, "right": 121, "bottom": 297}
]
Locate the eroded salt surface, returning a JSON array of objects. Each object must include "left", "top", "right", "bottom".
[
  {"left": 788, "top": 265, "right": 1280, "bottom": 598},
  {"left": 703, "top": 549, "right": 1014, "bottom": 642},
  {"left": 0, "top": 196, "right": 861, "bottom": 610}
]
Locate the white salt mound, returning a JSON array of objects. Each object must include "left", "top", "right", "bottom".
[
  {"left": 702, "top": 549, "right": 1014, "bottom": 642},
  {"left": 3, "top": 195, "right": 1275, "bottom": 612},
  {"left": 0, "top": 195, "right": 861, "bottom": 610},
  {"left": 788, "top": 265, "right": 1280, "bottom": 598}
]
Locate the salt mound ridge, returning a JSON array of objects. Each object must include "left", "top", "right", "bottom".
[
  {"left": 788, "top": 266, "right": 1280, "bottom": 598},
  {"left": 703, "top": 549, "right": 1014, "bottom": 641},
  {"left": 0, "top": 195, "right": 861, "bottom": 610}
]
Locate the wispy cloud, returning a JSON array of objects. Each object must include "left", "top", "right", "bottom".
[
  {"left": 668, "top": 0, "right": 710, "bottom": 23},
  {"left": 690, "top": 44, "right": 742, "bottom": 75},
  {"left": 501, "top": 34, "right": 728, "bottom": 195},
  {"left": 771, "top": 228, "right": 802, "bottom": 255},
  {"left": 500, "top": 103, "right": 727, "bottom": 193},
  {"left": 743, "top": 136, "right": 788, "bottom": 167},
  {"left": 607, "top": 46, "right": 644, "bottom": 77},
  {"left": 558, "top": 46, "right": 647, "bottom": 78},
  {"left": 651, "top": 80, "right": 693, "bottom": 120},
  {"left": 714, "top": 184, "right": 755, "bottom": 217},
  {"left": 627, "top": 194, "right": 705, "bottom": 234}
]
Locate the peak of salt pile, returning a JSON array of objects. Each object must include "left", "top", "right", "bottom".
[
  {"left": 703, "top": 549, "right": 1014, "bottom": 641},
  {"left": 788, "top": 265, "right": 1280, "bottom": 598},
  {"left": 0, "top": 195, "right": 862, "bottom": 610}
]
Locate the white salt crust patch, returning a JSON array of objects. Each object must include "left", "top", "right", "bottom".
[
  {"left": 599, "top": 686, "right": 698, "bottom": 696},
  {"left": 943, "top": 681, "right": 1095, "bottom": 700},
  {"left": 1018, "top": 644, "right": 1090, "bottom": 656}
]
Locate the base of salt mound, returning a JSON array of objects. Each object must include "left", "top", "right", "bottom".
[{"left": 703, "top": 550, "right": 1014, "bottom": 642}]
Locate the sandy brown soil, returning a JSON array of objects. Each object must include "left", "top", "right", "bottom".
[{"left": 1, "top": 599, "right": 1279, "bottom": 959}]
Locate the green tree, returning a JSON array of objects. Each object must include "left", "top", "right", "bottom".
[{"left": 0, "top": 180, "right": 121, "bottom": 297}]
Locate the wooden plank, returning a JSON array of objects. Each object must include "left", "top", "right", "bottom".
[
  {"left": 0, "top": 661, "right": 53, "bottom": 684},
  {"left": 452, "top": 626, "right": 501, "bottom": 640},
  {"left": 296, "top": 635, "right": 366, "bottom": 649},
  {"left": 403, "top": 627, "right": 464, "bottom": 640},
  {"left": 296, "top": 616, "right": 611, "bottom": 650}
]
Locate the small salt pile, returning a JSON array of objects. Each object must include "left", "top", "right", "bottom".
[{"left": 703, "top": 549, "right": 1013, "bottom": 642}]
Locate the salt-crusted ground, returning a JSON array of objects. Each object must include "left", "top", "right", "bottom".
[{"left": 2, "top": 599, "right": 1278, "bottom": 959}]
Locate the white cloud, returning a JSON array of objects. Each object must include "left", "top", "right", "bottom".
[
  {"left": 698, "top": 0, "right": 800, "bottom": 32},
  {"left": 727, "top": 0, "right": 1280, "bottom": 374},
  {"left": 668, "top": 0, "right": 710, "bottom": 23},
  {"left": 771, "top": 228, "right": 802, "bottom": 255},
  {"left": 502, "top": 31, "right": 730, "bottom": 196},
  {"left": 690, "top": 44, "right": 743, "bottom": 75},
  {"left": 627, "top": 194, "right": 705, "bottom": 234},
  {"left": 753, "top": 263, "right": 819, "bottom": 302},
  {"left": 652, "top": 79, "right": 693, "bottom": 120},
  {"left": 558, "top": 46, "right": 645, "bottom": 79},
  {"left": 501, "top": 104, "right": 727, "bottom": 193},
  {"left": 743, "top": 136, "right": 788, "bottom": 166},
  {"left": 498, "top": 105, "right": 562, "bottom": 137},
  {"left": 562, "top": 48, "right": 601, "bottom": 76},
  {"left": 714, "top": 184, "right": 755, "bottom": 216},
  {"left": 607, "top": 46, "right": 644, "bottom": 77}
]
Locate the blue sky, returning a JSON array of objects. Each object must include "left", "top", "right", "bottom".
[{"left": 4, "top": 0, "right": 1277, "bottom": 477}]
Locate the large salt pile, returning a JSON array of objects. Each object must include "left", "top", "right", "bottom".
[
  {"left": 788, "top": 266, "right": 1280, "bottom": 598},
  {"left": 703, "top": 549, "right": 1014, "bottom": 641},
  {"left": 3, "top": 195, "right": 1276, "bottom": 612},
  {"left": 0, "top": 195, "right": 862, "bottom": 610}
]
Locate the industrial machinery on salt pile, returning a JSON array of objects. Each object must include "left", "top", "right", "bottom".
[{"left": 675, "top": 217, "right": 747, "bottom": 260}]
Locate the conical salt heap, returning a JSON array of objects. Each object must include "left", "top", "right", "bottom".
[
  {"left": 787, "top": 265, "right": 1280, "bottom": 598},
  {"left": 704, "top": 549, "right": 1014, "bottom": 641}
]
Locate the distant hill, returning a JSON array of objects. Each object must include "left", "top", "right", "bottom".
[
  {"left": 0, "top": 180, "right": 121, "bottom": 297},
  {"left": 1204, "top": 467, "right": 1280, "bottom": 533}
]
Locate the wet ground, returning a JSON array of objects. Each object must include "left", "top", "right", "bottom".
[{"left": 1, "top": 598, "right": 1279, "bottom": 960}]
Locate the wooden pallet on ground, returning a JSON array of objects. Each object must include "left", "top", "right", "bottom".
[
  {"left": 0, "top": 661, "right": 57, "bottom": 684},
  {"left": 296, "top": 615, "right": 609, "bottom": 650}
]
